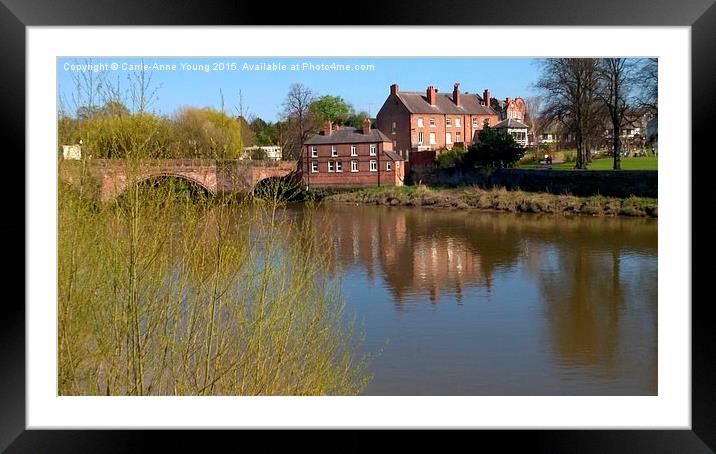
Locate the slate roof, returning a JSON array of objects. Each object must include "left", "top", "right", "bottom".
[
  {"left": 384, "top": 150, "right": 405, "bottom": 161},
  {"left": 304, "top": 127, "right": 391, "bottom": 145},
  {"left": 493, "top": 118, "right": 529, "bottom": 129},
  {"left": 395, "top": 92, "right": 498, "bottom": 116}
]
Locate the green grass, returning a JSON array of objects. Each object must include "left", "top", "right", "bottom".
[{"left": 517, "top": 157, "right": 658, "bottom": 171}]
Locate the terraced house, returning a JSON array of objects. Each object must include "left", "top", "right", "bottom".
[{"left": 302, "top": 118, "right": 405, "bottom": 188}]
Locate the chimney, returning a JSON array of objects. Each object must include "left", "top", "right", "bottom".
[
  {"left": 452, "top": 83, "right": 461, "bottom": 106},
  {"left": 483, "top": 89, "right": 491, "bottom": 107},
  {"left": 362, "top": 117, "right": 371, "bottom": 134},
  {"left": 390, "top": 83, "right": 399, "bottom": 95},
  {"left": 323, "top": 121, "right": 333, "bottom": 136},
  {"left": 426, "top": 85, "right": 437, "bottom": 105}
]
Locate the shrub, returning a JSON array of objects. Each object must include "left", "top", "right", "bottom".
[
  {"left": 436, "top": 145, "right": 465, "bottom": 168},
  {"left": 465, "top": 126, "right": 526, "bottom": 168}
]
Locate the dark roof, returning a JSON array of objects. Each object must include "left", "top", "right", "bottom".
[
  {"left": 395, "top": 92, "right": 498, "bottom": 115},
  {"left": 493, "top": 118, "right": 528, "bottom": 129},
  {"left": 384, "top": 150, "right": 405, "bottom": 161},
  {"left": 304, "top": 127, "right": 391, "bottom": 145}
]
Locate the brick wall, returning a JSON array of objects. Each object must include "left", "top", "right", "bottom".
[{"left": 302, "top": 141, "right": 403, "bottom": 187}]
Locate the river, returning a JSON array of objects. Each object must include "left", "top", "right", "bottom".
[{"left": 291, "top": 204, "right": 658, "bottom": 395}]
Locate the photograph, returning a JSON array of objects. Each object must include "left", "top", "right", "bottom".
[{"left": 56, "top": 55, "right": 658, "bottom": 397}]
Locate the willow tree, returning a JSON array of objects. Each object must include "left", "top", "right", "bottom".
[{"left": 536, "top": 58, "right": 602, "bottom": 169}]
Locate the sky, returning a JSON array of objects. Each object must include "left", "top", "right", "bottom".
[{"left": 57, "top": 57, "right": 542, "bottom": 122}]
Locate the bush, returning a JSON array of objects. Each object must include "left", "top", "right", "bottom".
[
  {"left": 464, "top": 126, "right": 526, "bottom": 168},
  {"left": 436, "top": 145, "right": 465, "bottom": 168}
]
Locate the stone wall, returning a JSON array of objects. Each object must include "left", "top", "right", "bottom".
[{"left": 408, "top": 167, "right": 658, "bottom": 198}]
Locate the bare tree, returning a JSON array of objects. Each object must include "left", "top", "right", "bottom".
[
  {"left": 524, "top": 96, "right": 543, "bottom": 146},
  {"left": 637, "top": 58, "right": 658, "bottom": 114},
  {"left": 128, "top": 59, "right": 161, "bottom": 115},
  {"left": 596, "top": 58, "right": 639, "bottom": 170},
  {"left": 281, "top": 83, "right": 315, "bottom": 160},
  {"left": 536, "top": 58, "right": 602, "bottom": 169}
]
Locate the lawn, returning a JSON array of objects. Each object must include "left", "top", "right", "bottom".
[{"left": 517, "top": 156, "right": 658, "bottom": 171}]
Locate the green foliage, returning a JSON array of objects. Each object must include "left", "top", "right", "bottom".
[
  {"left": 249, "top": 148, "right": 268, "bottom": 160},
  {"left": 75, "top": 113, "right": 175, "bottom": 159},
  {"left": 465, "top": 126, "right": 526, "bottom": 168},
  {"left": 436, "top": 145, "right": 465, "bottom": 168},
  {"left": 171, "top": 107, "right": 255, "bottom": 159},
  {"left": 346, "top": 112, "right": 371, "bottom": 129},
  {"left": 250, "top": 117, "right": 279, "bottom": 146},
  {"left": 310, "top": 95, "right": 352, "bottom": 125}
]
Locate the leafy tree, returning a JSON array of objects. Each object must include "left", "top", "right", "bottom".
[
  {"left": 346, "top": 111, "right": 371, "bottom": 129},
  {"left": 436, "top": 146, "right": 465, "bottom": 168},
  {"left": 250, "top": 117, "right": 279, "bottom": 146},
  {"left": 171, "top": 107, "right": 254, "bottom": 158},
  {"left": 465, "top": 126, "right": 525, "bottom": 168},
  {"left": 310, "top": 95, "right": 352, "bottom": 125}
]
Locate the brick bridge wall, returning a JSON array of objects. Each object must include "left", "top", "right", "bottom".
[{"left": 59, "top": 159, "right": 297, "bottom": 201}]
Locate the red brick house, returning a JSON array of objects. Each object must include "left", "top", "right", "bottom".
[
  {"left": 492, "top": 97, "right": 527, "bottom": 122},
  {"left": 302, "top": 118, "right": 405, "bottom": 188},
  {"left": 376, "top": 83, "right": 502, "bottom": 155}
]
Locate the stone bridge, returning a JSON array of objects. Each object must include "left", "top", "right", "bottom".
[{"left": 59, "top": 159, "right": 298, "bottom": 201}]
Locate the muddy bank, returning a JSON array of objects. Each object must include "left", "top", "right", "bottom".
[{"left": 323, "top": 185, "right": 657, "bottom": 218}]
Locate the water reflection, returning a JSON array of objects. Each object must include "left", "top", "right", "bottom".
[{"left": 292, "top": 204, "right": 657, "bottom": 395}]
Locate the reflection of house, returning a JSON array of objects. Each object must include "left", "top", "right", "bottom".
[
  {"left": 493, "top": 118, "right": 529, "bottom": 146},
  {"left": 376, "top": 83, "right": 501, "bottom": 154},
  {"left": 302, "top": 119, "right": 404, "bottom": 188}
]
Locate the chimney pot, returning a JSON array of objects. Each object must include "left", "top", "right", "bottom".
[
  {"left": 453, "top": 83, "right": 461, "bottom": 106},
  {"left": 390, "top": 83, "right": 399, "bottom": 95},
  {"left": 426, "top": 85, "right": 438, "bottom": 105},
  {"left": 362, "top": 117, "right": 371, "bottom": 134}
]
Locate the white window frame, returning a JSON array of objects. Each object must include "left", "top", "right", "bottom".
[
  {"left": 369, "top": 160, "right": 378, "bottom": 172},
  {"left": 417, "top": 117, "right": 424, "bottom": 128},
  {"left": 370, "top": 144, "right": 377, "bottom": 156},
  {"left": 351, "top": 160, "right": 359, "bottom": 172},
  {"left": 456, "top": 132, "right": 462, "bottom": 143},
  {"left": 311, "top": 161, "right": 318, "bottom": 173},
  {"left": 328, "top": 160, "right": 334, "bottom": 172},
  {"left": 351, "top": 145, "right": 357, "bottom": 156},
  {"left": 472, "top": 118, "right": 478, "bottom": 127},
  {"left": 429, "top": 118, "right": 436, "bottom": 127},
  {"left": 417, "top": 131, "right": 424, "bottom": 145},
  {"left": 336, "top": 160, "right": 342, "bottom": 172},
  {"left": 391, "top": 122, "right": 396, "bottom": 133},
  {"left": 311, "top": 146, "right": 318, "bottom": 157},
  {"left": 331, "top": 145, "right": 338, "bottom": 157},
  {"left": 386, "top": 161, "right": 392, "bottom": 171},
  {"left": 455, "top": 118, "right": 461, "bottom": 127},
  {"left": 446, "top": 132, "right": 452, "bottom": 144},
  {"left": 429, "top": 132, "right": 436, "bottom": 145},
  {"left": 446, "top": 117, "right": 452, "bottom": 127}
]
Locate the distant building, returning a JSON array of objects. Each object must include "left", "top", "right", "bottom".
[
  {"left": 492, "top": 118, "right": 529, "bottom": 147},
  {"left": 62, "top": 144, "right": 82, "bottom": 160},
  {"left": 242, "top": 145, "right": 282, "bottom": 161},
  {"left": 302, "top": 118, "right": 405, "bottom": 188}
]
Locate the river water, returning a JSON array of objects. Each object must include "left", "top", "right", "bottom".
[{"left": 292, "top": 204, "right": 657, "bottom": 395}]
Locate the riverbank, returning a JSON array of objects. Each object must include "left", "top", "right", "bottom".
[{"left": 323, "top": 185, "right": 658, "bottom": 218}]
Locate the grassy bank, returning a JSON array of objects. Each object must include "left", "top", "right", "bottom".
[
  {"left": 324, "top": 185, "right": 657, "bottom": 218},
  {"left": 517, "top": 156, "right": 658, "bottom": 170}
]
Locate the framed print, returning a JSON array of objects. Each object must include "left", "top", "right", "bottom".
[{"left": 5, "top": 0, "right": 715, "bottom": 450}]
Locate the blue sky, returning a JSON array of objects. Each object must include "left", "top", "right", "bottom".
[{"left": 57, "top": 57, "right": 542, "bottom": 122}]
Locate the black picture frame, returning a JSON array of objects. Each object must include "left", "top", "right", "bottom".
[{"left": 4, "top": 0, "right": 714, "bottom": 451}]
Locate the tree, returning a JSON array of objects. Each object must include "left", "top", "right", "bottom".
[
  {"left": 249, "top": 117, "right": 279, "bottom": 146},
  {"left": 281, "top": 83, "right": 316, "bottom": 160},
  {"left": 310, "top": 95, "right": 352, "bottom": 125},
  {"left": 346, "top": 111, "right": 371, "bottom": 129},
  {"left": 637, "top": 58, "right": 658, "bottom": 114},
  {"left": 171, "top": 107, "right": 254, "bottom": 158},
  {"left": 596, "top": 58, "right": 639, "bottom": 170},
  {"left": 436, "top": 145, "right": 465, "bottom": 168},
  {"left": 465, "top": 126, "right": 525, "bottom": 168},
  {"left": 536, "top": 58, "right": 602, "bottom": 169},
  {"left": 524, "top": 96, "right": 543, "bottom": 146}
]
